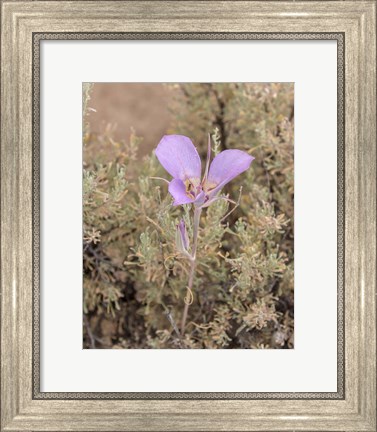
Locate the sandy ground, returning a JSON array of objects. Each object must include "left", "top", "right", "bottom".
[{"left": 88, "top": 83, "right": 172, "bottom": 154}]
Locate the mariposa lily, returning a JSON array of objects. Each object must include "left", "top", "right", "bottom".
[{"left": 155, "top": 134, "right": 254, "bottom": 207}]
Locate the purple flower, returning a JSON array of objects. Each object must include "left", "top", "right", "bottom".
[{"left": 155, "top": 134, "right": 254, "bottom": 207}]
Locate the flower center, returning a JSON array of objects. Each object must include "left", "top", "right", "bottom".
[{"left": 185, "top": 178, "right": 201, "bottom": 199}]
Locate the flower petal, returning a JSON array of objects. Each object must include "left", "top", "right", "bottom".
[
  {"left": 155, "top": 135, "right": 201, "bottom": 181},
  {"left": 193, "top": 190, "right": 206, "bottom": 206},
  {"left": 168, "top": 179, "right": 195, "bottom": 206},
  {"left": 207, "top": 150, "right": 254, "bottom": 192}
]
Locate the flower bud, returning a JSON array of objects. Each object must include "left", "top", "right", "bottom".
[{"left": 175, "top": 219, "right": 189, "bottom": 253}]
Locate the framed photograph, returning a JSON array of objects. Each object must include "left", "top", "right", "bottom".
[{"left": 1, "top": 1, "right": 376, "bottom": 431}]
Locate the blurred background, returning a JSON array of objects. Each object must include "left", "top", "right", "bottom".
[
  {"left": 88, "top": 84, "right": 172, "bottom": 154},
  {"left": 83, "top": 83, "right": 294, "bottom": 349}
]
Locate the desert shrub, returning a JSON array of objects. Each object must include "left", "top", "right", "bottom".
[{"left": 83, "top": 83, "right": 294, "bottom": 349}]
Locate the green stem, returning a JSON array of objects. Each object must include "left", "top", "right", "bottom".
[{"left": 180, "top": 207, "right": 202, "bottom": 336}]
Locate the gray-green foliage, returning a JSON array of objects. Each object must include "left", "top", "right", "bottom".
[{"left": 83, "top": 83, "right": 294, "bottom": 349}]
